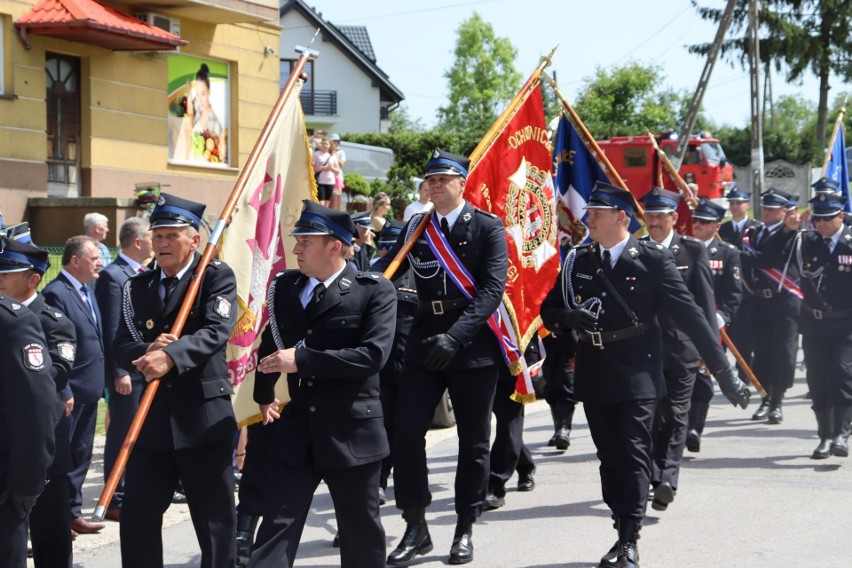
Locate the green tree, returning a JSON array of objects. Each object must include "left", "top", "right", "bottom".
[
  {"left": 436, "top": 13, "right": 522, "bottom": 137},
  {"left": 690, "top": 0, "right": 852, "bottom": 151},
  {"left": 572, "top": 62, "right": 682, "bottom": 139},
  {"left": 386, "top": 104, "right": 425, "bottom": 134}
]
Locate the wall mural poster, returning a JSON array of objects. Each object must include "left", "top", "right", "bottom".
[{"left": 167, "top": 55, "right": 230, "bottom": 167}]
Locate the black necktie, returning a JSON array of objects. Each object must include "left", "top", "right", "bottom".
[
  {"left": 602, "top": 250, "right": 612, "bottom": 271},
  {"left": 440, "top": 217, "right": 451, "bottom": 238},
  {"left": 311, "top": 283, "right": 326, "bottom": 306},
  {"left": 824, "top": 237, "right": 833, "bottom": 252},
  {"left": 162, "top": 276, "right": 178, "bottom": 303}
]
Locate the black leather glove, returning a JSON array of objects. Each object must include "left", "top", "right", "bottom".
[
  {"left": 714, "top": 367, "right": 751, "bottom": 409},
  {"left": 423, "top": 333, "right": 462, "bottom": 371},
  {"left": 562, "top": 308, "right": 597, "bottom": 333}
]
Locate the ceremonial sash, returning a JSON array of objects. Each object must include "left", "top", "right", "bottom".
[
  {"left": 422, "top": 214, "right": 522, "bottom": 366},
  {"left": 742, "top": 236, "right": 804, "bottom": 300}
]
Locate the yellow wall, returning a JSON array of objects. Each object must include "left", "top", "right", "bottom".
[{"left": 0, "top": 0, "right": 281, "bottom": 222}]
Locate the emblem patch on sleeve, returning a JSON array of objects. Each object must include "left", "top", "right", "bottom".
[
  {"left": 23, "top": 343, "right": 46, "bottom": 371},
  {"left": 56, "top": 341, "right": 76, "bottom": 363},
  {"left": 214, "top": 296, "right": 232, "bottom": 318}
]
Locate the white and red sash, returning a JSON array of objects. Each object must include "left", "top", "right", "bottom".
[
  {"left": 742, "top": 235, "right": 804, "bottom": 299},
  {"left": 422, "top": 213, "right": 522, "bottom": 367}
]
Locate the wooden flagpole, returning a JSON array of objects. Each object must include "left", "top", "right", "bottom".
[
  {"left": 93, "top": 38, "right": 320, "bottom": 521},
  {"left": 820, "top": 98, "right": 848, "bottom": 177},
  {"left": 646, "top": 130, "right": 699, "bottom": 209},
  {"left": 543, "top": 70, "right": 645, "bottom": 222},
  {"left": 382, "top": 45, "right": 559, "bottom": 281}
]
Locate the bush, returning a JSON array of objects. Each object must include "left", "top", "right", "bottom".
[{"left": 343, "top": 173, "right": 372, "bottom": 196}]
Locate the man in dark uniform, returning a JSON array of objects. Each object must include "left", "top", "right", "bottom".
[
  {"left": 637, "top": 188, "right": 717, "bottom": 512},
  {"left": 0, "top": 238, "right": 76, "bottom": 567},
  {"left": 686, "top": 199, "right": 743, "bottom": 453},
  {"left": 247, "top": 201, "right": 396, "bottom": 568},
  {"left": 719, "top": 185, "right": 761, "bottom": 389},
  {"left": 0, "top": 275, "right": 59, "bottom": 567},
  {"left": 373, "top": 149, "right": 509, "bottom": 566},
  {"left": 811, "top": 176, "right": 852, "bottom": 227},
  {"left": 349, "top": 212, "right": 377, "bottom": 271},
  {"left": 540, "top": 182, "right": 749, "bottom": 568},
  {"left": 113, "top": 193, "right": 238, "bottom": 568},
  {"left": 783, "top": 193, "right": 852, "bottom": 458},
  {"left": 740, "top": 188, "right": 802, "bottom": 424},
  {"left": 541, "top": 329, "right": 577, "bottom": 451}
]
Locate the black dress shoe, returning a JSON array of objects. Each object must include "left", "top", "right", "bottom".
[
  {"left": 812, "top": 439, "right": 833, "bottom": 460},
  {"left": 651, "top": 481, "right": 675, "bottom": 512},
  {"left": 484, "top": 492, "right": 505, "bottom": 510},
  {"left": 615, "top": 541, "right": 639, "bottom": 568},
  {"left": 554, "top": 427, "right": 570, "bottom": 451},
  {"left": 752, "top": 400, "right": 770, "bottom": 421},
  {"left": 387, "top": 523, "right": 432, "bottom": 566},
  {"left": 378, "top": 486, "right": 387, "bottom": 506},
  {"left": 599, "top": 541, "right": 619, "bottom": 568},
  {"left": 547, "top": 433, "right": 557, "bottom": 447},
  {"left": 768, "top": 407, "right": 784, "bottom": 424},
  {"left": 517, "top": 470, "right": 535, "bottom": 492},
  {"left": 331, "top": 533, "right": 340, "bottom": 548},
  {"left": 171, "top": 491, "right": 187, "bottom": 504},
  {"left": 831, "top": 436, "right": 849, "bottom": 457},
  {"left": 686, "top": 429, "right": 701, "bottom": 453},
  {"left": 448, "top": 523, "right": 473, "bottom": 565}
]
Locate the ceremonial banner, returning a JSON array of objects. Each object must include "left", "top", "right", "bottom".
[
  {"left": 466, "top": 82, "right": 560, "bottom": 402},
  {"left": 220, "top": 81, "right": 315, "bottom": 426},
  {"left": 825, "top": 123, "right": 851, "bottom": 213}
]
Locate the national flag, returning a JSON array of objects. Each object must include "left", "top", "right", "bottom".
[
  {"left": 466, "top": 82, "right": 560, "bottom": 402},
  {"left": 219, "top": 80, "right": 315, "bottom": 427},
  {"left": 825, "top": 123, "right": 852, "bottom": 212}
]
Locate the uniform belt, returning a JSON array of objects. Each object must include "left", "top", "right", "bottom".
[
  {"left": 750, "top": 287, "right": 776, "bottom": 299},
  {"left": 418, "top": 298, "right": 469, "bottom": 315},
  {"left": 803, "top": 305, "right": 852, "bottom": 320},
  {"left": 578, "top": 322, "right": 649, "bottom": 348}
]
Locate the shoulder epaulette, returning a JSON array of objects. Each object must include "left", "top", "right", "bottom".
[
  {"left": 0, "top": 296, "right": 23, "bottom": 317},
  {"left": 42, "top": 304, "right": 66, "bottom": 320},
  {"left": 475, "top": 208, "right": 499, "bottom": 220},
  {"left": 356, "top": 271, "right": 382, "bottom": 283},
  {"left": 638, "top": 240, "right": 665, "bottom": 251},
  {"left": 720, "top": 241, "right": 737, "bottom": 250},
  {"left": 681, "top": 235, "right": 701, "bottom": 244}
]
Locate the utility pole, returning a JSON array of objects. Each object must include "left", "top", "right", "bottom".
[
  {"left": 748, "top": 0, "right": 765, "bottom": 210},
  {"left": 672, "top": 0, "right": 738, "bottom": 170}
]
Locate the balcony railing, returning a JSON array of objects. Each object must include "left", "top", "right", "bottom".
[{"left": 300, "top": 90, "right": 337, "bottom": 116}]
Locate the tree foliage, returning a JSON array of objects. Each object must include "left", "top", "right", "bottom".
[
  {"left": 689, "top": 0, "right": 852, "bottom": 149},
  {"left": 436, "top": 13, "right": 522, "bottom": 137},
  {"left": 386, "top": 104, "right": 425, "bottom": 134},
  {"left": 572, "top": 62, "right": 684, "bottom": 139}
]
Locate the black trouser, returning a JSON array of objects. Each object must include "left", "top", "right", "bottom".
[
  {"left": 379, "top": 382, "right": 401, "bottom": 490},
  {"left": 584, "top": 399, "right": 657, "bottom": 521},
  {"left": 727, "top": 295, "right": 755, "bottom": 385},
  {"left": 541, "top": 334, "right": 576, "bottom": 407},
  {"left": 120, "top": 441, "right": 236, "bottom": 568},
  {"left": 0, "top": 494, "right": 27, "bottom": 568},
  {"left": 238, "top": 421, "right": 280, "bottom": 516},
  {"left": 802, "top": 325, "right": 852, "bottom": 411},
  {"left": 249, "top": 460, "right": 385, "bottom": 568},
  {"left": 103, "top": 380, "right": 145, "bottom": 510},
  {"left": 689, "top": 371, "right": 715, "bottom": 434},
  {"left": 752, "top": 298, "right": 800, "bottom": 395},
  {"left": 30, "top": 473, "right": 72, "bottom": 568},
  {"left": 393, "top": 364, "right": 498, "bottom": 518},
  {"left": 651, "top": 367, "right": 697, "bottom": 489},
  {"left": 488, "top": 374, "right": 534, "bottom": 496}
]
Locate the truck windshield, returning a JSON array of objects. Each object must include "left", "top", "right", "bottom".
[{"left": 701, "top": 142, "right": 727, "bottom": 165}]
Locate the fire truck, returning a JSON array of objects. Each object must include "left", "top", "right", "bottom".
[{"left": 597, "top": 132, "right": 734, "bottom": 199}]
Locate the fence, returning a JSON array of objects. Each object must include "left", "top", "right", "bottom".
[{"left": 38, "top": 246, "right": 118, "bottom": 291}]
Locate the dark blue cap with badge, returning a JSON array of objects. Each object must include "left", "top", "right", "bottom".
[
  {"left": 0, "top": 235, "right": 50, "bottom": 274},
  {"left": 150, "top": 193, "right": 205, "bottom": 230},
  {"left": 639, "top": 187, "right": 681, "bottom": 213},
  {"left": 786, "top": 194, "right": 800, "bottom": 209},
  {"left": 377, "top": 221, "right": 404, "bottom": 250},
  {"left": 760, "top": 187, "right": 793, "bottom": 208},
  {"left": 693, "top": 198, "right": 727, "bottom": 222},
  {"left": 585, "top": 182, "right": 638, "bottom": 218},
  {"left": 812, "top": 176, "right": 840, "bottom": 194},
  {"left": 809, "top": 193, "right": 847, "bottom": 217},
  {"left": 351, "top": 211, "right": 372, "bottom": 229},
  {"left": 725, "top": 184, "right": 751, "bottom": 202},
  {"left": 424, "top": 149, "right": 470, "bottom": 179},
  {"left": 290, "top": 200, "right": 356, "bottom": 245},
  {"left": 0, "top": 222, "right": 33, "bottom": 243}
]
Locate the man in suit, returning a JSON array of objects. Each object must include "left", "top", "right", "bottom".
[
  {"left": 247, "top": 201, "right": 396, "bottom": 568},
  {"left": 638, "top": 188, "right": 717, "bottom": 512},
  {"left": 740, "top": 188, "right": 802, "bottom": 424},
  {"left": 0, "top": 237, "right": 70, "bottom": 566},
  {"left": 95, "top": 217, "right": 152, "bottom": 520},
  {"left": 42, "top": 235, "right": 106, "bottom": 535},
  {"left": 687, "top": 199, "right": 743, "bottom": 453},
  {"left": 113, "top": 193, "right": 238, "bottom": 568},
  {"left": 373, "top": 149, "right": 509, "bottom": 566},
  {"left": 0, "top": 289, "right": 59, "bottom": 568},
  {"left": 540, "top": 182, "right": 749, "bottom": 568}
]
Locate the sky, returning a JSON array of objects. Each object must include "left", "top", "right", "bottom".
[{"left": 302, "top": 0, "right": 831, "bottom": 131}]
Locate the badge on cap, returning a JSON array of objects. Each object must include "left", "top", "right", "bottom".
[
  {"left": 157, "top": 195, "right": 166, "bottom": 206},
  {"left": 432, "top": 149, "right": 440, "bottom": 159},
  {"left": 214, "top": 296, "right": 232, "bottom": 319},
  {"left": 57, "top": 341, "right": 75, "bottom": 363},
  {"left": 23, "top": 342, "right": 46, "bottom": 371}
]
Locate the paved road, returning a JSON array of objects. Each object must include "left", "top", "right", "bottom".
[{"left": 59, "top": 358, "right": 851, "bottom": 567}]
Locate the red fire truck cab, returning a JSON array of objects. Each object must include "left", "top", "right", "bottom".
[{"left": 597, "top": 132, "right": 734, "bottom": 199}]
